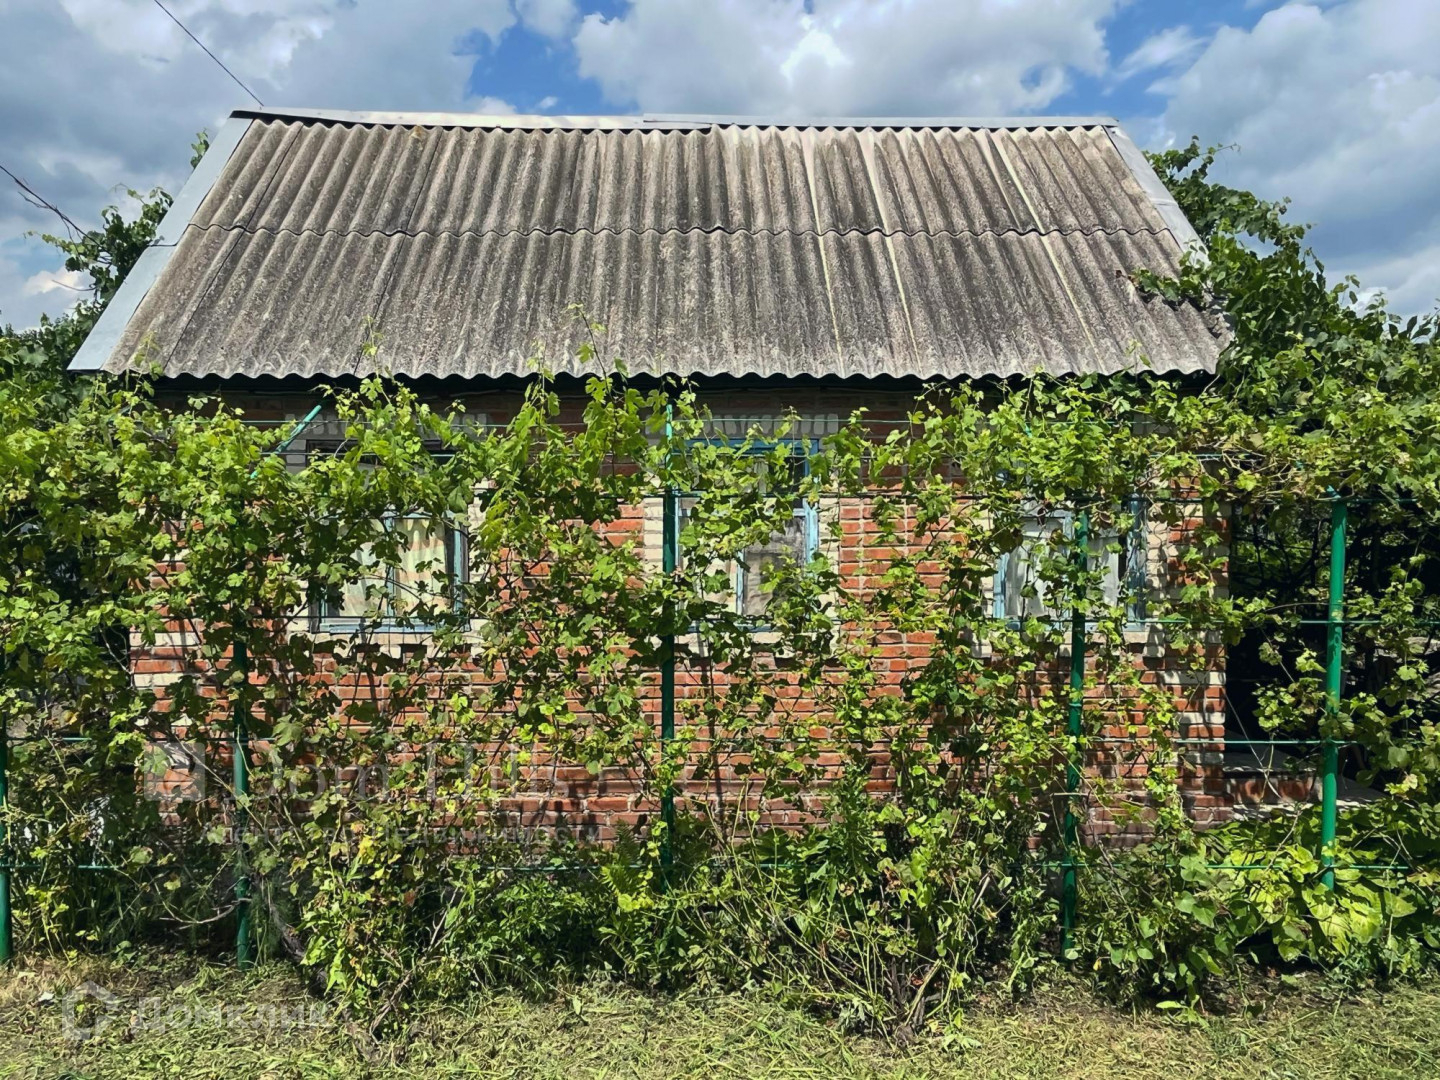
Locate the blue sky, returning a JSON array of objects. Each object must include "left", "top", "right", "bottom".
[
  {"left": 3, "top": 0, "right": 1438, "bottom": 328},
  {"left": 462, "top": 0, "right": 1266, "bottom": 119},
  {"left": 466, "top": 0, "right": 629, "bottom": 112}
]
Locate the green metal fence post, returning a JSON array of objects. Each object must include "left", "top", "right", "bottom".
[
  {"left": 0, "top": 720, "right": 12, "bottom": 964},
  {"left": 226, "top": 402, "right": 317, "bottom": 966},
  {"left": 1321, "top": 496, "right": 1347, "bottom": 890},
  {"left": 1061, "top": 509, "right": 1089, "bottom": 956},
  {"left": 660, "top": 406, "right": 677, "bottom": 871},
  {"left": 233, "top": 636, "right": 253, "bottom": 967}
]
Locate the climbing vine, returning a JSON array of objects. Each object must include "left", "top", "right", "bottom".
[{"left": 0, "top": 143, "right": 1436, "bottom": 1034}]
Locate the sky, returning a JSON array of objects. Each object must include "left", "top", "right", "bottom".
[{"left": 1, "top": 0, "right": 1438, "bottom": 330}]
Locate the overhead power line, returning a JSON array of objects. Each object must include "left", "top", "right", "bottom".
[
  {"left": 0, "top": 162, "right": 83, "bottom": 238},
  {"left": 150, "top": 0, "right": 265, "bottom": 108}
]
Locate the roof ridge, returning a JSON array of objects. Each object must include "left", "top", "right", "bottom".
[
  {"left": 175, "top": 221, "right": 1183, "bottom": 243},
  {"left": 232, "top": 106, "right": 1121, "bottom": 131}
]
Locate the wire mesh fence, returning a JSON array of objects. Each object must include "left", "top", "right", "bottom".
[{"left": 0, "top": 401, "right": 1433, "bottom": 982}]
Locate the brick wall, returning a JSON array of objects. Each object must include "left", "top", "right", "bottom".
[{"left": 137, "top": 383, "right": 1231, "bottom": 845}]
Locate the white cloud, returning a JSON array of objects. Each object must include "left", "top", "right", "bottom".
[
  {"left": 573, "top": 0, "right": 1120, "bottom": 117},
  {"left": 515, "top": 0, "right": 578, "bottom": 39},
  {"left": 21, "top": 267, "right": 88, "bottom": 298},
  {"left": 52, "top": 0, "right": 517, "bottom": 99},
  {"left": 0, "top": 0, "right": 517, "bottom": 329},
  {"left": 0, "top": 236, "right": 74, "bottom": 330},
  {"left": 1151, "top": 0, "right": 1440, "bottom": 314},
  {"left": 471, "top": 95, "right": 519, "bottom": 115},
  {"left": 1347, "top": 239, "right": 1440, "bottom": 314},
  {"left": 1115, "top": 25, "right": 1206, "bottom": 83}
]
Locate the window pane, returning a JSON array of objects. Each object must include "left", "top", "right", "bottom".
[
  {"left": 675, "top": 496, "right": 698, "bottom": 569},
  {"left": 322, "top": 518, "right": 456, "bottom": 622},
  {"left": 1003, "top": 518, "right": 1061, "bottom": 620},
  {"left": 391, "top": 516, "right": 449, "bottom": 616},
  {"left": 1091, "top": 532, "right": 1121, "bottom": 606},
  {"left": 738, "top": 515, "right": 809, "bottom": 618},
  {"left": 675, "top": 445, "right": 814, "bottom": 622},
  {"left": 1001, "top": 516, "right": 1126, "bottom": 621},
  {"left": 758, "top": 453, "right": 806, "bottom": 494},
  {"left": 328, "top": 523, "right": 384, "bottom": 618}
]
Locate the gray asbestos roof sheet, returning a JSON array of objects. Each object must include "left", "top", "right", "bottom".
[{"left": 75, "top": 110, "right": 1224, "bottom": 381}]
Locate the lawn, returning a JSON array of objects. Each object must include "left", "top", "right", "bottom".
[{"left": 1, "top": 953, "right": 1435, "bottom": 1080}]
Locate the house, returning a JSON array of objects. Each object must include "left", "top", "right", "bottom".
[{"left": 70, "top": 107, "right": 1231, "bottom": 840}]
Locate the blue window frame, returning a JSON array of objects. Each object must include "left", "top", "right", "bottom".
[
  {"left": 993, "top": 496, "right": 1147, "bottom": 626},
  {"left": 677, "top": 439, "right": 819, "bottom": 620}
]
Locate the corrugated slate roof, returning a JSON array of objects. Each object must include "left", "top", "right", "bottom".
[{"left": 72, "top": 108, "right": 1224, "bottom": 381}]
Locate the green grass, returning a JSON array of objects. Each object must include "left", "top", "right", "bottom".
[{"left": 1, "top": 953, "right": 1436, "bottom": 1080}]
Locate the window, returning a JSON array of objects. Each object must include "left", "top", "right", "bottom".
[
  {"left": 315, "top": 514, "right": 467, "bottom": 627},
  {"left": 304, "top": 441, "right": 468, "bottom": 628},
  {"left": 677, "top": 442, "right": 819, "bottom": 621},
  {"left": 994, "top": 498, "right": 1147, "bottom": 625}
]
